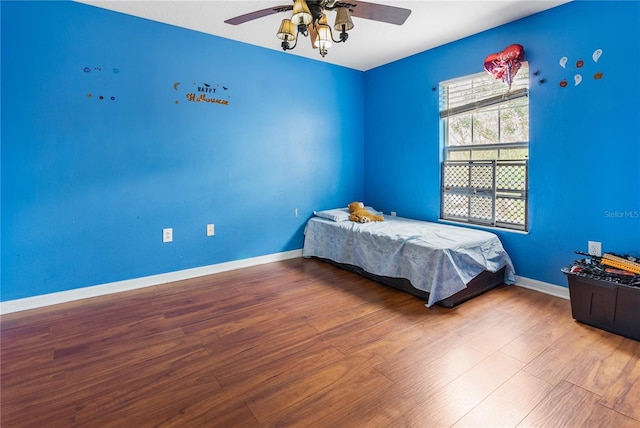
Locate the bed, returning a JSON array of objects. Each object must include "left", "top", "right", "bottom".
[{"left": 302, "top": 208, "right": 515, "bottom": 307}]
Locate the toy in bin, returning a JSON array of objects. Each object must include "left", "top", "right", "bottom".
[{"left": 563, "top": 251, "right": 640, "bottom": 286}]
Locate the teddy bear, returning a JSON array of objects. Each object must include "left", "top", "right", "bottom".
[{"left": 348, "top": 201, "right": 384, "bottom": 223}]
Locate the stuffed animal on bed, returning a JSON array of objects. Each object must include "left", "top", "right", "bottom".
[{"left": 348, "top": 201, "right": 384, "bottom": 223}]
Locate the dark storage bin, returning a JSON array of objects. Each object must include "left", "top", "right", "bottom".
[{"left": 567, "top": 274, "right": 640, "bottom": 341}]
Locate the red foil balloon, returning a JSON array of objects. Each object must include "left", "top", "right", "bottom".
[{"left": 483, "top": 44, "right": 525, "bottom": 89}]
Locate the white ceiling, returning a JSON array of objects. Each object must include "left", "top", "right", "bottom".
[{"left": 73, "top": 0, "right": 570, "bottom": 71}]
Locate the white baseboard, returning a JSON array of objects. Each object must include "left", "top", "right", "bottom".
[
  {"left": 0, "top": 250, "right": 303, "bottom": 315},
  {"left": 1, "top": 256, "right": 570, "bottom": 315},
  {"left": 514, "top": 275, "right": 570, "bottom": 300}
]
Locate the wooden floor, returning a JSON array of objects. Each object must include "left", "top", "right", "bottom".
[{"left": 2, "top": 258, "right": 640, "bottom": 427}]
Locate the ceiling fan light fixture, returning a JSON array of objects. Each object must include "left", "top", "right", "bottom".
[
  {"left": 291, "top": 0, "right": 313, "bottom": 26},
  {"left": 314, "top": 14, "right": 332, "bottom": 57},
  {"left": 314, "top": 16, "right": 332, "bottom": 46},
  {"left": 314, "top": 28, "right": 332, "bottom": 50},
  {"left": 334, "top": 7, "right": 354, "bottom": 32},
  {"left": 276, "top": 18, "right": 296, "bottom": 41}
]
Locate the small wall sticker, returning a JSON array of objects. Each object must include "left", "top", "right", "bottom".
[
  {"left": 592, "top": 49, "right": 603, "bottom": 63},
  {"left": 559, "top": 57, "right": 568, "bottom": 68}
]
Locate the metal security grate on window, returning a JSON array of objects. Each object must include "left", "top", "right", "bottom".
[{"left": 442, "top": 160, "right": 528, "bottom": 231}]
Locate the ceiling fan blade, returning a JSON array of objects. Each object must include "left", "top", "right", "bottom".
[
  {"left": 224, "top": 4, "right": 293, "bottom": 25},
  {"left": 341, "top": 1, "right": 411, "bottom": 26},
  {"left": 309, "top": 24, "right": 318, "bottom": 48}
]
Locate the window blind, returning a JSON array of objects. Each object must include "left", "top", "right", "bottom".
[{"left": 439, "top": 63, "right": 529, "bottom": 118}]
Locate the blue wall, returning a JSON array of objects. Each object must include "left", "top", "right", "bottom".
[
  {"left": 1, "top": 1, "right": 365, "bottom": 301},
  {"left": 2, "top": 1, "right": 639, "bottom": 303},
  {"left": 364, "top": 1, "right": 640, "bottom": 286}
]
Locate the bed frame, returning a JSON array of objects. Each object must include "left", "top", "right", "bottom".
[{"left": 315, "top": 257, "right": 507, "bottom": 308}]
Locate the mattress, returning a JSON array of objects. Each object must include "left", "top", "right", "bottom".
[{"left": 303, "top": 215, "right": 515, "bottom": 307}]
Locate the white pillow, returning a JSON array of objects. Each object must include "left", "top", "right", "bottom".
[
  {"left": 313, "top": 208, "right": 350, "bottom": 222},
  {"left": 365, "top": 206, "right": 382, "bottom": 215},
  {"left": 314, "top": 206, "right": 383, "bottom": 222}
]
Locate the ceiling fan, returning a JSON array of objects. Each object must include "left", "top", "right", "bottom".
[{"left": 225, "top": 0, "right": 411, "bottom": 57}]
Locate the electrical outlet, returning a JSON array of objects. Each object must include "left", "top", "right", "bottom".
[
  {"left": 588, "top": 241, "right": 602, "bottom": 257},
  {"left": 206, "top": 224, "right": 215, "bottom": 236},
  {"left": 163, "top": 228, "right": 173, "bottom": 243},
  {"left": 390, "top": 211, "right": 397, "bottom": 216}
]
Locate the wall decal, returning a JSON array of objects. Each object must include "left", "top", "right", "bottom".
[
  {"left": 574, "top": 74, "right": 582, "bottom": 86},
  {"left": 558, "top": 48, "right": 604, "bottom": 88},
  {"left": 173, "top": 81, "right": 231, "bottom": 106},
  {"left": 592, "top": 49, "right": 603, "bottom": 62},
  {"left": 83, "top": 65, "right": 119, "bottom": 101},
  {"left": 86, "top": 94, "right": 116, "bottom": 101},
  {"left": 532, "top": 70, "right": 547, "bottom": 85}
]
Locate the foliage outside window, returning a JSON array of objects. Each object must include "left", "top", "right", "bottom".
[{"left": 439, "top": 64, "right": 529, "bottom": 231}]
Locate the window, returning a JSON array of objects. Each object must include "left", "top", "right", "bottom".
[{"left": 439, "top": 63, "right": 529, "bottom": 231}]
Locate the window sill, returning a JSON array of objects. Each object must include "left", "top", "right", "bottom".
[{"left": 438, "top": 219, "right": 529, "bottom": 235}]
